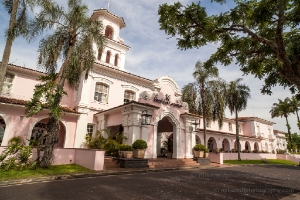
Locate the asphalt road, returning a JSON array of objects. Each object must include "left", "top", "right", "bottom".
[{"left": 0, "top": 165, "right": 300, "bottom": 200}]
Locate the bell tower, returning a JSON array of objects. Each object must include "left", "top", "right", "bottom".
[{"left": 92, "top": 9, "right": 130, "bottom": 71}]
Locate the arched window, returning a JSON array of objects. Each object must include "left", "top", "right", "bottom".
[
  {"left": 2, "top": 73, "right": 14, "bottom": 94},
  {"left": 30, "top": 123, "right": 47, "bottom": 146},
  {"left": 0, "top": 118, "right": 6, "bottom": 145},
  {"left": 106, "top": 51, "right": 111, "bottom": 64},
  {"left": 114, "top": 54, "right": 119, "bottom": 66},
  {"left": 97, "top": 48, "right": 102, "bottom": 61},
  {"left": 94, "top": 83, "right": 109, "bottom": 103},
  {"left": 105, "top": 26, "right": 113, "bottom": 39},
  {"left": 124, "top": 90, "right": 135, "bottom": 103}
]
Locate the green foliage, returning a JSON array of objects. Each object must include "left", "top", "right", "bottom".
[
  {"left": 119, "top": 144, "right": 133, "bottom": 151},
  {"left": 181, "top": 83, "right": 198, "bottom": 114},
  {"left": 84, "top": 130, "right": 127, "bottom": 157},
  {"left": 0, "top": 137, "right": 34, "bottom": 171},
  {"left": 277, "top": 149, "right": 286, "bottom": 154},
  {"left": 104, "top": 140, "right": 120, "bottom": 156},
  {"left": 132, "top": 140, "right": 147, "bottom": 150},
  {"left": 193, "top": 144, "right": 206, "bottom": 151},
  {"left": 224, "top": 159, "right": 297, "bottom": 166},
  {"left": 158, "top": 1, "right": 300, "bottom": 95},
  {"left": 162, "top": 134, "right": 173, "bottom": 153},
  {"left": 270, "top": 97, "right": 293, "bottom": 150}
]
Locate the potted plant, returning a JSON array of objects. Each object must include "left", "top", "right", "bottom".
[
  {"left": 214, "top": 148, "right": 220, "bottom": 153},
  {"left": 193, "top": 144, "right": 205, "bottom": 158},
  {"left": 119, "top": 144, "right": 133, "bottom": 159},
  {"left": 132, "top": 139, "right": 147, "bottom": 159},
  {"left": 220, "top": 148, "right": 224, "bottom": 152},
  {"left": 204, "top": 147, "right": 209, "bottom": 158}
]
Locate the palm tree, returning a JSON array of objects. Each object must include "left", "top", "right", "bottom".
[
  {"left": 181, "top": 83, "right": 198, "bottom": 114},
  {"left": 289, "top": 96, "right": 300, "bottom": 131},
  {"left": 192, "top": 61, "right": 226, "bottom": 148},
  {"left": 226, "top": 78, "right": 251, "bottom": 161},
  {"left": 25, "top": 0, "right": 105, "bottom": 168},
  {"left": 0, "top": 0, "right": 37, "bottom": 93},
  {"left": 270, "top": 98, "right": 294, "bottom": 150}
]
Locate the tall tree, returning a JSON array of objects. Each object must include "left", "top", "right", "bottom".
[
  {"left": 226, "top": 78, "right": 251, "bottom": 161},
  {"left": 25, "top": 0, "right": 105, "bottom": 168},
  {"left": 181, "top": 83, "right": 198, "bottom": 115},
  {"left": 270, "top": 98, "right": 294, "bottom": 150},
  {"left": 0, "top": 0, "right": 36, "bottom": 93},
  {"left": 289, "top": 95, "right": 300, "bottom": 131},
  {"left": 158, "top": 1, "right": 300, "bottom": 95},
  {"left": 192, "top": 61, "right": 226, "bottom": 148}
]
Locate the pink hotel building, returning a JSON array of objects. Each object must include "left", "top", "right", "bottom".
[{"left": 0, "top": 9, "right": 287, "bottom": 159}]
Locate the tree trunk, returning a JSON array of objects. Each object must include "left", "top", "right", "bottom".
[
  {"left": 0, "top": 0, "right": 19, "bottom": 93},
  {"left": 201, "top": 85, "right": 207, "bottom": 148},
  {"left": 40, "top": 117, "right": 60, "bottom": 168},
  {"left": 39, "top": 45, "right": 73, "bottom": 168},
  {"left": 296, "top": 110, "right": 300, "bottom": 132},
  {"left": 285, "top": 116, "right": 293, "bottom": 151},
  {"left": 235, "top": 108, "right": 241, "bottom": 161}
]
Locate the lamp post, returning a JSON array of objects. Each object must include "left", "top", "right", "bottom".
[
  {"left": 141, "top": 110, "right": 152, "bottom": 125},
  {"left": 192, "top": 119, "right": 200, "bottom": 132}
]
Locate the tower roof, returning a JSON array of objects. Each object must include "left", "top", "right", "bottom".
[{"left": 92, "top": 8, "right": 126, "bottom": 29}]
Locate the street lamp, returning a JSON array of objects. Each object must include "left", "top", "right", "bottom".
[
  {"left": 141, "top": 110, "right": 152, "bottom": 125},
  {"left": 192, "top": 119, "right": 200, "bottom": 132}
]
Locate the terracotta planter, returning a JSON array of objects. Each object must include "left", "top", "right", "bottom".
[
  {"left": 133, "top": 149, "right": 146, "bottom": 159},
  {"left": 194, "top": 150, "right": 204, "bottom": 158},
  {"left": 167, "top": 152, "right": 172, "bottom": 158},
  {"left": 123, "top": 151, "right": 133, "bottom": 159},
  {"left": 204, "top": 153, "right": 209, "bottom": 158}
]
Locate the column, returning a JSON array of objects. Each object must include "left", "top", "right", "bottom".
[
  {"left": 185, "top": 130, "right": 193, "bottom": 158},
  {"left": 74, "top": 113, "right": 88, "bottom": 148},
  {"left": 153, "top": 124, "right": 157, "bottom": 158},
  {"left": 173, "top": 126, "right": 182, "bottom": 158},
  {"left": 142, "top": 126, "right": 149, "bottom": 158}
]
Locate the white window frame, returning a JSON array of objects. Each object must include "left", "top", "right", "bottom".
[
  {"left": 124, "top": 90, "right": 136, "bottom": 104},
  {"left": 229, "top": 123, "right": 233, "bottom": 132},
  {"left": 94, "top": 83, "right": 109, "bottom": 104},
  {"left": 31, "top": 123, "right": 47, "bottom": 146},
  {"left": 2, "top": 73, "right": 14, "bottom": 94},
  {"left": 87, "top": 124, "right": 94, "bottom": 136}
]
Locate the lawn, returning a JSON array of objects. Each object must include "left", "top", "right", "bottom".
[
  {"left": 224, "top": 159, "right": 298, "bottom": 166},
  {"left": 0, "top": 164, "right": 93, "bottom": 182}
]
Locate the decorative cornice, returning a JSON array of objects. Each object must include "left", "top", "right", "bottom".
[
  {"left": 152, "top": 76, "right": 181, "bottom": 96},
  {"left": 122, "top": 85, "right": 139, "bottom": 92}
]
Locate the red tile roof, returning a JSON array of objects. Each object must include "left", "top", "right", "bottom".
[
  {"left": 232, "top": 117, "right": 275, "bottom": 125},
  {"left": 180, "top": 112, "right": 202, "bottom": 118},
  {"left": 197, "top": 128, "right": 259, "bottom": 139},
  {"left": 95, "top": 101, "right": 159, "bottom": 115},
  {"left": 0, "top": 96, "right": 80, "bottom": 114}
]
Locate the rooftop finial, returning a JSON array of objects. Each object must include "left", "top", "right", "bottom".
[{"left": 108, "top": 0, "right": 111, "bottom": 11}]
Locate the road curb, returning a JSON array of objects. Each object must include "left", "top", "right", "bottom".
[{"left": 0, "top": 165, "right": 217, "bottom": 187}]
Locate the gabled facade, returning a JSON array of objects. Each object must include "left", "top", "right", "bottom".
[{"left": 0, "top": 9, "right": 286, "bottom": 157}]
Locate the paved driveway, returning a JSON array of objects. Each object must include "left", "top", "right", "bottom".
[{"left": 0, "top": 165, "right": 299, "bottom": 200}]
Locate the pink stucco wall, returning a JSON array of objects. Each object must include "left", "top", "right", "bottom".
[
  {"left": 107, "top": 112, "right": 123, "bottom": 127},
  {"left": 75, "top": 149, "right": 105, "bottom": 170},
  {"left": 0, "top": 105, "right": 78, "bottom": 148},
  {"left": 223, "top": 153, "right": 277, "bottom": 160}
]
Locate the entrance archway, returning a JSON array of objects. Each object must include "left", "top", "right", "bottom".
[
  {"left": 207, "top": 137, "right": 217, "bottom": 152},
  {"left": 30, "top": 118, "right": 66, "bottom": 148},
  {"left": 157, "top": 117, "right": 173, "bottom": 157},
  {"left": 245, "top": 141, "right": 251, "bottom": 151},
  {"left": 222, "top": 138, "right": 230, "bottom": 152},
  {"left": 153, "top": 111, "right": 181, "bottom": 159},
  {"left": 234, "top": 141, "right": 241, "bottom": 151},
  {"left": 254, "top": 142, "right": 259, "bottom": 151},
  {"left": 0, "top": 117, "right": 6, "bottom": 146}
]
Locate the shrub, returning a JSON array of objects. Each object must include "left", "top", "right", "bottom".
[
  {"left": 132, "top": 140, "right": 147, "bottom": 149},
  {"left": 0, "top": 136, "right": 34, "bottom": 171},
  {"left": 193, "top": 144, "right": 205, "bottom": 151},
  {"left": 277, "top": 149, "right": 286, "bottom": 154},
  {"left": 252, "top": 150, "right": 259, "bottom": 153},
  {"left": 104, "top": 140, "right": 120, "bottom": 156},
  {"left": 119, "top": 144, "right": 133, "bottom": 151}
]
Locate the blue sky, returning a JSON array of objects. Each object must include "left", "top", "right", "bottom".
[{"left": 0, "top": 0, "right": 296, "bottom": 134}]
